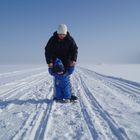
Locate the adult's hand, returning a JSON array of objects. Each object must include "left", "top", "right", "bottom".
[
  {"left": 48, "top": 63, "right": 53, "bottom": 68},
  {"left": 70, "top": 61, "right": 76, "bottom": 66}
]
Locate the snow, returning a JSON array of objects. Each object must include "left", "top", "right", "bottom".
[
  {"left": 0, "top": 64, "right": 140, "bottom": 140},
  {"left": 81, "top": 64, "right": 140, "bottom": 83}
]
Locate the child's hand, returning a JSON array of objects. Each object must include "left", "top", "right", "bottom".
[
  {"left": 68, "top": 66, "right": 75, "bottom": 75},
  {"left": 48, "top": 68, "right": 54, "bottom": 75}
]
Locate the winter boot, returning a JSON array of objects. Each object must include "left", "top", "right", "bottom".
[{"left": 70, "top": 95, "right": 78, "bottom": 101}]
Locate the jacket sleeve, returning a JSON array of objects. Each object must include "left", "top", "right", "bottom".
[
  {"left": 69, "top": 38, "right": 78, "bottom": 62},
  {"left": 48, "top": 68, "right": 55, "bottom": 76},
  {"left": 67, "top": 66, "right": 75, "bottom": 75},
  {"left": 45, "top": 37, "right": 54, "bottom": 64}
]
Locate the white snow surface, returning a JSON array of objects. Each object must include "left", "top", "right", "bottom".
[
  {"left": 81, "top": 64, "right": 140, "bottom": 83},
  {"left": 0, "top": 65, "right": 140, "bottom": 140}
]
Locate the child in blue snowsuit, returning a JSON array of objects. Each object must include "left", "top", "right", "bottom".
[{"left": 48, "top": 58, "right": 74, "bottom": 102}]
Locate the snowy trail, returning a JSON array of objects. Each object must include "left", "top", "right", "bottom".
[
  {"left": 77, "top": 74, "right": 130, "bottom": 140},
  {"left": 0, "top": 66, "right": 140, "bottom": 140}
]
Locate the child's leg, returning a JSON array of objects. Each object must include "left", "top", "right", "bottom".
[
  {"left": 54, "top": 78, "right": 63, "bottom": 100},
  {"left": 55, "top": 86, "right": 63, "bottom": 100},
  {"left": 63, "top": 85, "right": 71, "bottom": 99}
]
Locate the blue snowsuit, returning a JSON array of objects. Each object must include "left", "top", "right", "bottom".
[{"left": 48, "top": 59, "right": 74, "bottom": 100}]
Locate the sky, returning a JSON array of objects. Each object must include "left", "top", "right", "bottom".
[{"left": 0, "top": 0, "right": 140, "bottom": 65}]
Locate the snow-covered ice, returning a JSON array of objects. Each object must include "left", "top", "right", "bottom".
[{"left": 0, "top": 65, "right": 140, "bottom": 140}]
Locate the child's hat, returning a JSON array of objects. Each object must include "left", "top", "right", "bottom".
[{"left": 53, "top": 58, "right": 64, "bottom": 73}]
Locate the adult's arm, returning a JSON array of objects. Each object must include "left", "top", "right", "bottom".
[
  {"left": 45, "top": 37, "right": 54, "bottom": 67},
  {"left": 69, "top": 38, "right": 78, "bottom": 65}
]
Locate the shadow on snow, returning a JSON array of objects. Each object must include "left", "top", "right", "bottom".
[{"left": 0, "top": 98, "right": 52, "bottom": 109}]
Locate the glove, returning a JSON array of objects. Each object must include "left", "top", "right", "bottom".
[
  {"left": 68, "top": 66, "right": 75, "bottom": 75},
  {"left": 48, "top": 68, "right": 54, "bottom": 76}
]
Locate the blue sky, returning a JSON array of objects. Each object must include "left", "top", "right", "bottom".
[{"left": 0, "top": 0, "right": 140, "bottom": 64}]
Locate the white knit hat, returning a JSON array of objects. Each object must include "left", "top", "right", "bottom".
[{"left": 57, "top": 24, "right": 68, "bottom": 35}]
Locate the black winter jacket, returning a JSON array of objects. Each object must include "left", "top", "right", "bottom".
[{"left": 45, "top": 32, "right": 78, "bottom": 69}]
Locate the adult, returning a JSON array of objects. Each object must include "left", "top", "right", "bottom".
[{"left": 45, "top": 24, "right": 78, "bottom": 100}]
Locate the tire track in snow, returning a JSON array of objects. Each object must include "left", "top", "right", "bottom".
[
  {"left": 73, "top": 72, "right": 99, "bottom": 139},
  {"left": 0, "top": 78, "right": 52, "bottom": 113},
  {"left": 95, "top": 72, "right": 140, "bottom": 91},
  {"left": 34, "top": 98, "right": 54, "bottom": 140},
  {"left": 0, "top": 72, "right": 48, "bottom": 100},
  {"left": 12, "top": 103, "right": 43, "bottom": 140},
  {"left": 78, "top": 73, "right": 130, "bottom": 140},
  {"left": 110, "top": 80, "right": 140, "bottom": 94},
  {"left": 79, "top": 67, "right": 140, "bottom": 92},
  {"left": 105, "top": 80, "right": 140, "bottom": 105},
  {"left": 74, "top": 72, "right": 101, "bottom": 140},
  {"left": 0, "top": 67, "right": 46, "bottom": 78},
  {"left": 22, "top": 85, "right": 54, "bottom": 140},
  {"left": 78, "top": 94, "right": 99, "bottom": 139},
  {"left": 77, "top": 68, "right": 140, "bottom": 140},
  {"left": 0, "top": 71, "right": 47, "bottom": 92},
  {"left": 97, "top": 74, "right": 140, "bottom": 95},
  {"left": 110, "top": 79, "right": 140, "bottom": 91},
  {"left": 74, "top": 70, "right": 130, "bottom": 140},
  {"left": 96, "top": 75, "right": 140, "bottom": 105},
  {"left": 74, "top": 73, "right": 111, "bottom": 140},
  {"left": 79, "top": 68, "right": 140, "bottom": 106},
  {"left": 11, "top": 86, "right": 53, "bottom": 140},
  {"left": 0, "top": 67, "right": 47, "bottom": 88},
  {"left": 0, "top": 68, "right": 54, "bottom": 140}
]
